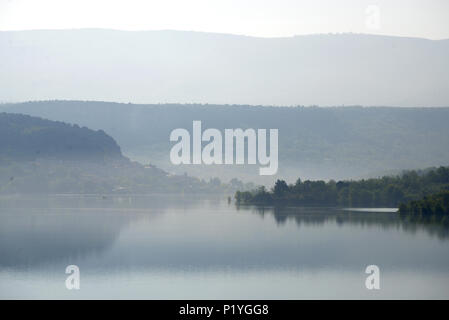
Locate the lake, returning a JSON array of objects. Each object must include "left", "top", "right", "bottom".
[{"left": 1, "top": 194, "right": 449, "bottom": 299}]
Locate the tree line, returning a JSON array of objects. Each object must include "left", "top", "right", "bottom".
[
  {"left": 235, "top": 166, "right": 449, "bottom": 208},
  {"left": 399, "top": 191, "right": 449, "bottom": 217}
]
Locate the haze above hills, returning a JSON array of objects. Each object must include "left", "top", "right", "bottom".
[{"left": 1, "top": 29, "right": 449, "bottom": 106}]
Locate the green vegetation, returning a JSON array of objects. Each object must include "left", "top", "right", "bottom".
[
  {"left": 399, "top": 191, "right": 449, "bottom": 217},
  {"left": 235, "top": 167, "right": 449, "bottom": 207}
]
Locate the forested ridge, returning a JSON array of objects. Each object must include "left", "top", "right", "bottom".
[
  {"left": 3, "top": 101, "right": 449, "bottom": 181},
  {"left": 0, "top": 112, "right": 123, "bottom": 163}
]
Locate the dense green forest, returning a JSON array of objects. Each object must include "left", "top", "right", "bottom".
[
  {"left": 2, "top": 101, "right": 449, "bottom": 182},
  {"left": 0, "top": 113, "right": 252, "bottom": 194},
  {"left": 235, "top": 166, "right": 449, "bottom": 207},
  {"left": 399, "top": 191, "right": 449, "bottom": 218}
]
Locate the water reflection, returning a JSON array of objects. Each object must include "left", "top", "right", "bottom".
[
  {"left": 1, "top": 195, "right": 449, "bottom": 299},
  {"left": 242, "top": 205, "right": 449, "bottom": 240},
  {"left": 0, "top": 194, "right": 213, "bottom": 269}
]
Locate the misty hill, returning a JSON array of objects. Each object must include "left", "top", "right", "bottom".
[
  {"left": 1, "top": 29, "right": 448, "bottom": 107},
  {"left": 3, "top": 101, "right": 449, "bottom": 183},
  {"left": 0, "top": 112, "right": 124, "bottom": 163},
  {"left": 0, "top": 112, "right": 245, "bottom": 194}
]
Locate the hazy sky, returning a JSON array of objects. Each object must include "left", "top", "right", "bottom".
[{"left": 0, "top": 0, "right": 448, "bottom": 39}]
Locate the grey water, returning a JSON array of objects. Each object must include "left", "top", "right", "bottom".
[{"left": 1, "top": 194, "right": 449, "bottom": 299}]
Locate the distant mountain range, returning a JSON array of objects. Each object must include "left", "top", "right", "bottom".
[
  {"left": 1, "top": 29, "right": 448, "bottom": 106},
  {"left": 3, "top": 101, "right": 449, "bottom": 183}
]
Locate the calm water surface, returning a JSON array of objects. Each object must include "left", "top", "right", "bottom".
[{"left": 1, "top": 194, "right": 449, "bottom": 299}]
